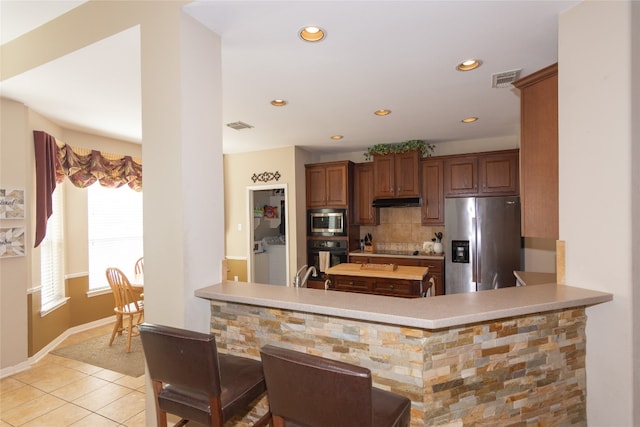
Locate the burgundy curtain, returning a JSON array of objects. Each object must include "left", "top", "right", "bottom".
[
  {"left": 33, "top": 131, "right": 61, "bottom": 248},
  {"left": 33, "top": 131, "right": 142, "bottom": 247}
]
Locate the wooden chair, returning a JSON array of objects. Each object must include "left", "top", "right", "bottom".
[
  {"left": 106, "top": 267, "right": 144, "bottom": 352},
  {"left": 138, "top": 323, "right": 272, "bottom": 427},
  {"left": 134, "top": 256, "right": 144, "bottom": 274},
  {"left": 260, "top": 345, "right": 411, "bottom": 427}
]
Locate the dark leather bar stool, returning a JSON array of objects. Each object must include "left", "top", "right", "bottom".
[
  {"left": 138, "top": 323, "right": 271, "bottom": 427},
  {"left": 260, "top": 345, "right": 411, "bottom": 427}
]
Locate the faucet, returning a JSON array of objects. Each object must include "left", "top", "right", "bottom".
[{"left": 293, "top": 265, "right": 317, "bottom": 288}]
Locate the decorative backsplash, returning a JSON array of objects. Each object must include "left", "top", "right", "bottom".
[{"left": 360, "top": 207, "right": 444, "bottom": 253}]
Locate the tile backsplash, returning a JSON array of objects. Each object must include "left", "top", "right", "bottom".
[{"left": 360, "top": 207, "right": 444, "bottom": 252}]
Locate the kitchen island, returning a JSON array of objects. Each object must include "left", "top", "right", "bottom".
[
  {"left": 325, "top": 262, "right": 431, "bottom": 297},
  {"left": 195, "top": 281, "right": 611, "bottom": 426}
]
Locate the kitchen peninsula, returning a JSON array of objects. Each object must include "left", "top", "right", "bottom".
[{"left": 195, "top": 281, "right": 611, "bottom": 426}]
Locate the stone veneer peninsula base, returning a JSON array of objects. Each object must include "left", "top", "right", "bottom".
[{"left": 196, "top": 282, "right": 611, "bottom": 426}]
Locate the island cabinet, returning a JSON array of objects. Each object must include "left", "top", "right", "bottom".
[
  {"left": 350, "top": 254, "right": 444, "bottom": 296},
  {"left": 333, "top": 276, "right": 423, "bottom": 298},
  {"left": 353, "top": 162, "right": 379, "bottom": 225},
  {"left": 421, "top": 158, "right": 444, "bottom": 225},
  {"left": 513, "top": 63, "right": 558, "bottom": 239},
  {"left": 443, "top": 150, "right": 519, "bottom": 197},
  {"left": 372, "top": 150, "right": 420, "bottom": 199},
  {"left": 326, "top": 263, "right": 430, "bottom": 298},
  {"left": 305, "top": 161, "right": 353, "bottom": 208}
]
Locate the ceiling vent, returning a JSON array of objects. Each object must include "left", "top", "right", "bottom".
[
  {"left": 491, "top": 69, "right": 522, "bottom": 88},
  {"left": 226, "top": 121, "right": 253, "bottom": 130}
]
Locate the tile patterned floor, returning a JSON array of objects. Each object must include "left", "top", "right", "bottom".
[{"left": 0, "top": 323, "right": 183, "bottom": 427}]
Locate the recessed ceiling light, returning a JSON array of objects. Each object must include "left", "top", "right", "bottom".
[
  {"left": 461, "top": 117, "right": 478, "bottom": 123},
  {"left": 271, "top": 99, "right": 287, "bottom": 107},
  {"left": 374, "top": 109, "right": 392, "bottom": 116},
  {"left": 299, "top": 26, "right": 325, "bottom": 42},
  {"left": 456, "top": 59, "right": 482, "bottom": 71},
  {"left": 330, "top": 135, "right": 344, "bottom": 140}
]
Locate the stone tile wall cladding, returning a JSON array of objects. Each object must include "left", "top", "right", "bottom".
[{"left": 210, "top": 301, "right": 586, "bottom": 427}]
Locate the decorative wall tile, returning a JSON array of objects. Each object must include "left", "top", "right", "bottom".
[{"left": 209, "top": 301, "right": 587, "bottom": 426}]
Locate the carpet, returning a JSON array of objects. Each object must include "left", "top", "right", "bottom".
[{"left": 51, "top": 333, "right": 145, "bottom": 377}]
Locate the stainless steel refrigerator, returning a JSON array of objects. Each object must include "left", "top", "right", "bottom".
[{"left": 444, "top": 196, "right": 522, "bottom": 294}]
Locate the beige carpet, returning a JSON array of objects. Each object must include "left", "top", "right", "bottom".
[{"left": 51, "top": 333, "right": 145, "bottom": 377}]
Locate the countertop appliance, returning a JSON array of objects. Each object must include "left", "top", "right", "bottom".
[
  {"left": 445, "top": 196, "right": 522, "bottom": 294},
  {"left": 307, "top": 208, "right": 347, "bottom": 236}
]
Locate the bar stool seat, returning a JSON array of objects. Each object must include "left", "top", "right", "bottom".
[
  {"left": 260, "top": 345, "right": 411, "bottom": 427},
  {"left": 139, "top": 323, "right": 271, "bottom": 427}
]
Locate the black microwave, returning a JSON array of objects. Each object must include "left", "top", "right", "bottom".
[{"left": 308, "top": 209, "right": 347, "bottom": 236}]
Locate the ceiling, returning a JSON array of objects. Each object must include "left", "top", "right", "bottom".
[{"left": 0, "top": 1, "right": 579, "bottom": 155}]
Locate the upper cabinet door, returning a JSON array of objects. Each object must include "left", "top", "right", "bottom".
[
  {"left": 305, "top": 161, "right": 352, "bottom": 208},
  {"left": 444, "top": 155, "right": 478, "bottom": 196},
  {"left": 373, "top": 150, "right": 420, "bottom": 198},
  {"left": 479, "top": 150, "right": 519, "bottom": 195},
  {"left": 354, "top": 163, "right": 378, "bottom": 225},
  {"left": 373, "top": 154, "right": 395, "bottom": 198},
  {"left": 306, "top": 165, "right": 328, "bottom": 208},
  {"left": 421, "top": 159, "right": 444, "bottom": 225},
  {"left": 394, "top": 151, "right": 420, "bottom": 197},
  {"left": 325, "top": 164, "right": 349, "bottom": 206},
  {"left": 514, "top": 64, "right": 558, "bottom": 239}
]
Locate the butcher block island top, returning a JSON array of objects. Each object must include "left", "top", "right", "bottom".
[{"left": 325, "top": 262, "right": 428, "bottom": 280}]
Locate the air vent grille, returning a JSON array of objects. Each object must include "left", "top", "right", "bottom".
[
  {"left": 226, "top": 121, "right": 253, "bottom": 130},
  {"left": 492, "top": 69, "right": 522, "bottom": 88}
]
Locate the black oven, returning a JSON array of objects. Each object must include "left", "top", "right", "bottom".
[
  {"left": 307, "top": 208, "right": 347, "bottom": 236},
  {"left": 307, "top": 239, "right": 348, "bottom": 284}
]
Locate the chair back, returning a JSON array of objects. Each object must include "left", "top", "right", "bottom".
[
  {"left": 134, "top": 257, "right": 144, "bottom": 274},
  {"left": 260, "top": 345, "right": 373, "bottom": 427},
  {"left": 106, "top": 267, "right": 141, "bottom": 312},
  {"left": 138, "top": 323, "right": 223, "bottom": 397}
]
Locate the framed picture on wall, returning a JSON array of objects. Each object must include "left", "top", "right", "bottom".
[
  {"left": 0, "top": 227, "right": 25, "bottom": 258},
  {"left": 0, "top": 189, "right": 25, "bottom": 219}
]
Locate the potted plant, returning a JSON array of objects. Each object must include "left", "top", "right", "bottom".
[{"left": 364, "top": 139, "right": 434, "bottom": 161}]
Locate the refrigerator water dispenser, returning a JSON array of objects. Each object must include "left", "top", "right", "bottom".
[{"left": 451, "top": 240, "right": 469, "bottom": 263}]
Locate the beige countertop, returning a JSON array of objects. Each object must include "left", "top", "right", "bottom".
[
  {"left": 349, "top": 251, "right": 445, "bottom": 260},
  {"left": 326, "top": 263, "right": 428, "bottom": 280},
  {"left": 195, "top": 281, "right": 612, "bottom": 330},
  {"left": 514, "top": 271, "right": 557, "bottom": 286}
]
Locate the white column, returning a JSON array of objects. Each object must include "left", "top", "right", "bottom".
[
  {"left": 140, "top": 5, "right": 223, "bottom": 332},
  {"left": 559, "top": 2, "right": 637, "bottom": 425}
]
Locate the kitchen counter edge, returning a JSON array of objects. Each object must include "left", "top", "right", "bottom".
[
  {"left": 195, "top": 281, "right": 612, "bottom": 330},
  {"left": 349, "top": 251, "right": 445, "bottom": 260}
]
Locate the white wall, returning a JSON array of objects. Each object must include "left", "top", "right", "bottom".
[{"left": 559, "top": 2, "right": 637, "bottom": 425}]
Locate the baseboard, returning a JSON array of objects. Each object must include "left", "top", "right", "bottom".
[{"left": 0, "top": 316, "right": 113, "bottom": 379}]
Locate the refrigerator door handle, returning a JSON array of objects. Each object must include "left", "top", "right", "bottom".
[{"left": 472, "top": 217, "right": 478, "bottom": 283}]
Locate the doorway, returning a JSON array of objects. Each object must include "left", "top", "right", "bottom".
[{"left": 246, "top": 184, "right": 289, "bottom": 286}]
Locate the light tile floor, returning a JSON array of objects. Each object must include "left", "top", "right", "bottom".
[{"left": 0, "top": 323, "right": 180, "bottom": 427}]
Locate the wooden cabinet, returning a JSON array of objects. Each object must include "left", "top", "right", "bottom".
[
  {"left": 444, "top": 155, "right": 478, "bottom": 196},
  {"left": 444, "top": 150, "right": 519, "bottom": 197},
  {"left": 330, "top": 275, "right": 424, "bottom": 298},
  {"left": 420, "top": 259, "right": 444, "bottom": 297},
  {"left": 354, "top": 163, "right": 378, "bottom": 225},
  {"left": 305, "top": 161, "right": 352, "bottom": 208},
  {"left": 479, "top": 150, "right": 519, "bottom": 195},
  {"left": 513, "top": 64, "right": 558, "bottom": 239},
  {"left": 349, "top": 255, "right": 444, "bottom": 296},
  {"left": 421, "top": 159, "right": 444, "bottom": 225},
  {"left": 373, "top": 150, "right": 420, "bottom": 199}
]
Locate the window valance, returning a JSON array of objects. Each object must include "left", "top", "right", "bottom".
[{"left": 33, "top": 130, "right": 142, "bottom": 247}]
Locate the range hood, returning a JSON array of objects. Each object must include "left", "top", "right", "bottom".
[{"left": 372, "top": 197, "right": 422, "bottom": 208}]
